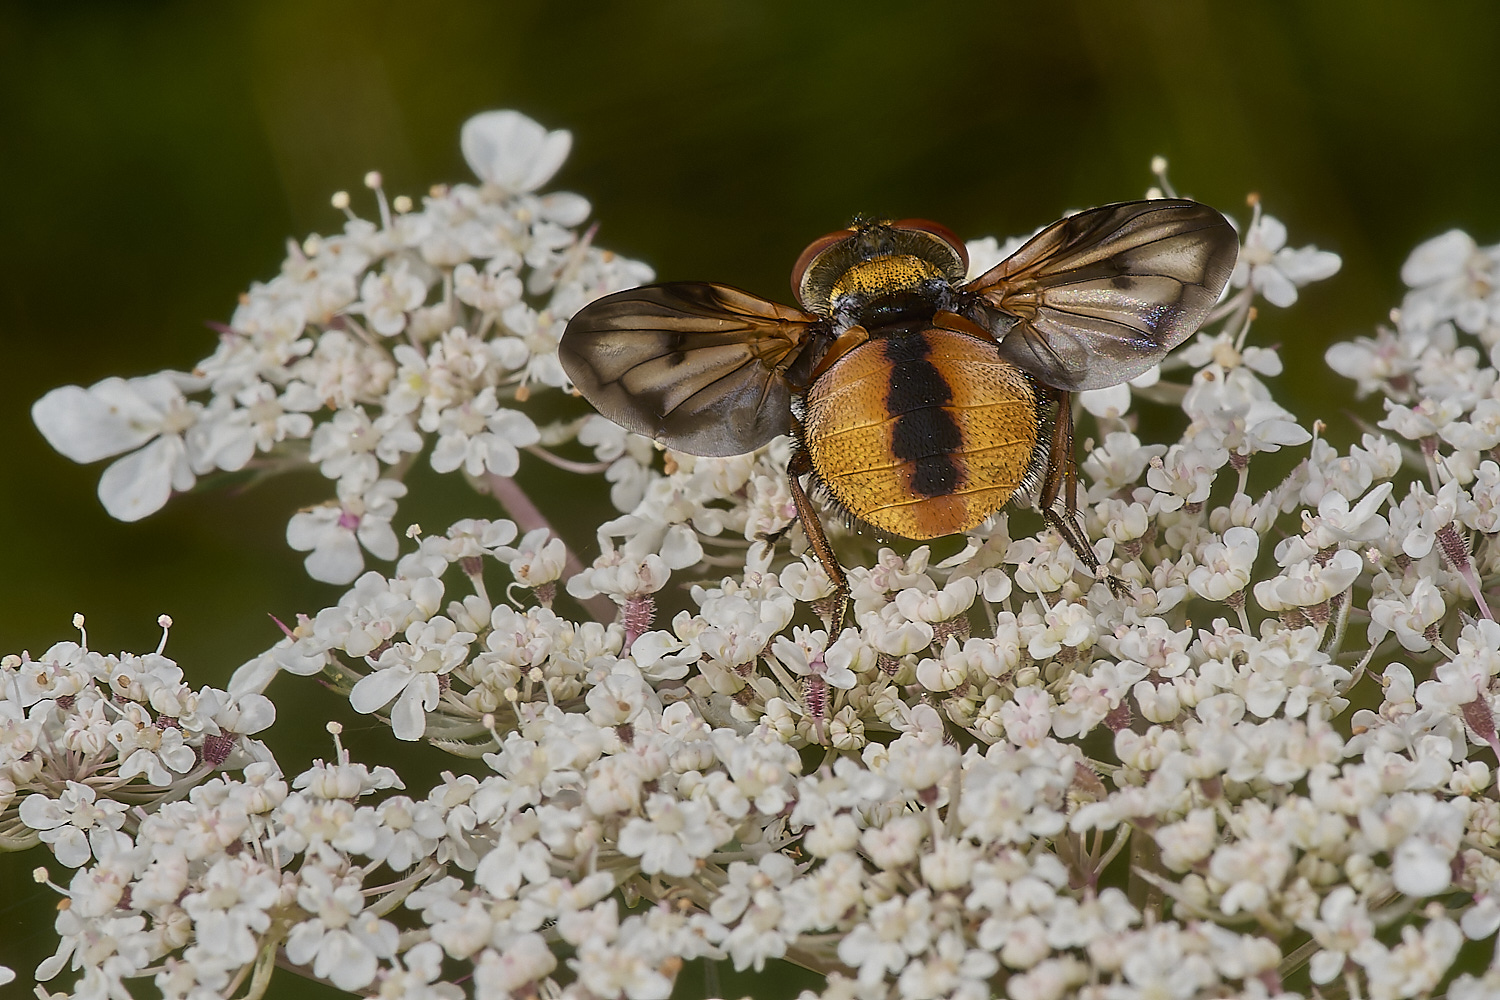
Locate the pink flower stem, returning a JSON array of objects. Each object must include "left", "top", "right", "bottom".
[
  {"left": 1460, "top": 697, "right": 1500, "bottom": 767},
  {"left": 1437, "top": 524, "right": 1495, "bottom": 621},
  {"left": 1456, "top": 563, "right": 1496, "bottom": 622},
  {"left": 486, "top": 473, "right": 617, "bottom": 624}
]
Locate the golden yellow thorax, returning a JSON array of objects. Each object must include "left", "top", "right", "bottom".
[{"left": 827, "top": 254, "right": 944, "bottom": 306}]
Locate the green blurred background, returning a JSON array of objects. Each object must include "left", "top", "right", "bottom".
[{"left": 3, "top": 1, "right": 1499, "bottom": 995}]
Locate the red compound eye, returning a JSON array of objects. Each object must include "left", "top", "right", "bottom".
[
  {"left": 886, "top": 218, "right": 969, "bottom": 276},
  {"left": 790, "top": 227, "right": 859, "bottom": 308}
]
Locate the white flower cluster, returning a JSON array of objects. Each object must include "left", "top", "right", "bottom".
[
  {"left": 10, "top": 114, "right": 1500, "bottom": 998},
  {"left": 32, "top": 110, "right": 652, "bottom": 585}
]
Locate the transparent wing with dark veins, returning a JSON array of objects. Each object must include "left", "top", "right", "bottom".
[
  {"left": 964, "top": 200, "right": 1239, "bottom": 392},
  {"left": 558, "top": 282, "right": 822, "bottom": 457}
]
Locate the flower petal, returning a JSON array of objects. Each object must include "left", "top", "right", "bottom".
[
  {"left": 32, "top": 380, "right": 159, "bottom": 463},
  {"left": 307, "top": 531, "right": 364, "bottom": 584},
  {"left": 461, "top": 110, "right": 571, "bottom": 193},
  {"left": 350, "top": 665, "right": 415, "bottom": 714},
  {"left": 1402, "top": 229, "right": 1475, "bottom": 287},
  {"left": 97, "top": 436, "right": 188, "bottom": 521}
]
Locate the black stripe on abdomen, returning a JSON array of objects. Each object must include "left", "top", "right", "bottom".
[{"left": 884, "top": 334, "right": 963, "bottom": 498}]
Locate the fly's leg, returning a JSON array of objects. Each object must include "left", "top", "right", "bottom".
[
  {"left": 786, "top": 447, "right": 849, "bottom": 628},
  {"left": 1036, "top": 389, "right": 1086, "bottom": 559},
  {"left": 1038, "top": 390, "right": 1128, "bottom": 598}
]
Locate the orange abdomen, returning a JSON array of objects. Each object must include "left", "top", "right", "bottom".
[{"left": 803, "top": 325, "right": 1038, "bottom": 539}]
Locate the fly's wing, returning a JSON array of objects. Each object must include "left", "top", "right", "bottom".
[
  {"left": 964, "top": 200, "right": 1238, "bottom": 391},
  {"left": 559, "top": 282, "right": 822, "bottom": 457}
]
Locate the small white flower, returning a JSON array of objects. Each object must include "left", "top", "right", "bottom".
[
  {"left": 1021, "top": 599, "right": 1094, "bottom": 661},
  {"left": 999, "top": 686, "right": 1055, "bottom": 748},
  {"left": 454, "top": 258, "right": 524, "bottom": 314},
  {"left": 191, "top": 382, "right": 315, "bottom": 473},
  {"left": 287, "top": 478, "right": 408, "bottom": 584},
  {"left": 1156, "top": 809, "right": 1219, "bottom": 872},
  {"left": 385, "top": 941, "right": 467, "bottom": 1000},
  {"left": 1415, "top": 620, "right": 1500, "bottom": 715},
  {"left": 1052, "top": 660, "right": 1147, "bottom": 738},
  {"left": 1191, "top": 394, "right": 1311, "bottom": 458},
  {"left": 308, "top": 406, "right": 422, "bottom": 490},
  {"left": 356, "top": 260, "right": 429, "bottom": 337},
  {"left": 1231, "top": 209, "right": 1342, "bottom": 307},
  {"left": 772, "top": 626, "right": 859, "bottom": 692},
  {"left": 350, "top": 616, "right": 474, "bottom": 740},
  {"left": 1254, "top": 548, "right": 1362, "bottom": 612},
  {"left": 1368, "top": 578, "right": 1446, "bottom": 656},
  {"left": 1146, "top": 443, "right": 1224, "bottom": 511},
  {"left": 1188, "top": 526, "right": 1259, "bottom": 602},
  {"left": 110, "top": 704, "right": 197, "bottom": 784},
  {"left": 1352, "top": 917, "right": 1463, "bottom": 1000},
  {"left": 19, "top": 781, "right": 129, "bottom": 868},
  {"left": 617, "top": 793, "right": 726, "bottom": 878},
  {"left": 32, "top": 373, "right": 204, "bottom": 521},
  {"left": 1082, "top": 431, "right": 1166, "bottom": 501},
  {"left": 284, "top": 868, "right": 397, "bottom": 991},
  {"left": 461, "top": 110, "right": 572, "bottom": 195},
  {"left": 474, "top": 936, "right": 557, "bottom": 997},
  {"left": 892, "top": 575, "right": 977, "bottom": 624},
  {"left": 180, "top": 857, "right": 282, "bottom": 967},
  {"left": 1208, "top": 826, "right": 1292, "bottom": 915},
  {"left": 1325, "top": 326, "right": 1423, "bottom": 399},
  {"left": 1397, "top": 479, "right": 1473, "bottom": 560},
  {"left": 1007, "top": 533, "right": 1080, "bottom": 595},
  {"left": 1302, "top": 481, "right": 1393, "bottom": 549},
  {"left": 493, "top": 527, "right": 570, "bottom": 588},
  {"left": 1400, "top": 228, "right": 1500, "bottom": 335},
  {"left": 429, "top": 387, "right": 540, "bottom": 477},
  {"left": 1078, "top": 365, "right": 1161, "bottom": 419},
  {"left": 628, "top": 630, "right": 698, "bottom": 682},
  {"left": 1180, "top": 330, "right": 1286, "bottom": 376},
  {"left": 567, "top": 549, "right": 671, "bottom": 603},
  {"left": 1439, "top": 397, "right": 1500, "bottom": 452},
  {"left": 837, "top": 889, "right": 933, "bottom": 985}
]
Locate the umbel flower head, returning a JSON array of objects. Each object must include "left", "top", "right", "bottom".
[{"left": 10, "top": 110, "right": 1500, "bottom": 1000}]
